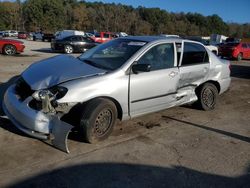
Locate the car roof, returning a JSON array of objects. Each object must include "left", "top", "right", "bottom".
[{"left": 124, "top": 36, "right": 184, "bottom": 43}]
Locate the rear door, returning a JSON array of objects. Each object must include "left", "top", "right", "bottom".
[
  {"left": 129, "top": 42, "right": 179, "bottom": 117},
  {"left": 178, "top": 41, "right": 210, "bottom": 97}
]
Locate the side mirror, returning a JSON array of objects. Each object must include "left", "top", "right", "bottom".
[{"left": 132, "top": 64, "right": 151, "bottom": 74}]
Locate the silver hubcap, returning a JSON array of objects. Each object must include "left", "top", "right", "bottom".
[
  {"left": 5, "top": 46, "right": 15, "bottom": 55},
  {"left": 94, "top": 109, "right": 112, "bottom": 137},
  {"left": 202, "top": 88, "right": 215, "bottom": 108},
  {"left": 65, "top": 46, "right": 73, "bottom": 53}
]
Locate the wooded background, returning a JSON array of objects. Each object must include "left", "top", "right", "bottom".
[{"left": 0, "top": 0, "right": 249, "bottom": 38}]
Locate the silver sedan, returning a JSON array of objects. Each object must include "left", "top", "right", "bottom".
[{"left": 3, "top": 36, "right": 231, "bottom": 152}]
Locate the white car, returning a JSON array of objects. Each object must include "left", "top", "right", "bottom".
[{"left": 4, "top": 30, "right": 18, "bottom": 37}]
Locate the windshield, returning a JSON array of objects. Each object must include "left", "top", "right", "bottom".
[{"left": 78, "top": 39, "right": 147, "bottom": 71}]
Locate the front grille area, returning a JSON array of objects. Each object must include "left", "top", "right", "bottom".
[{"left": 15, "top": 77, "right": 34, "bottom": 101}]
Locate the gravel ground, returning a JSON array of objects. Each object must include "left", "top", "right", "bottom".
[{"left": 0, "top": 40, "right": 249, "bottom": 188}]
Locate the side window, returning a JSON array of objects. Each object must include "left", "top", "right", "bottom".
[
  {"left": 78, "top": 36, "right": 84, "bottom": 41},
  {"left": 103, "top": 33, "right": 110, "bottom": 38},
  {"left": 247, "top": 43, "right": 250, "bottom": 48},
  {"left": 71, "top": 36, "right": 78, "bottom": 41},
  {"left": 242, "top": 43, "right": 247, "bottom": 48},
  {"left": 137, "top": 43, "right": 174, "bottom": 71},
  {"left": 181, "top": 42, "right": 209, "bottom": 66}
]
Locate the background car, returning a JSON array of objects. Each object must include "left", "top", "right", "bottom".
[
  {"left": 18, "top": 31, "right": 28, "bottom": 39},
  {"left": 32, "top": 32, "right": 55, "bottom": 42},
  {"left": 218, "top": 42, "right": 250, "bottom": 60},
  {"left": 84, "top": 32, "right": 95, "bottom": 39},
  {"left": 0, "top": 31, "right": 4, "bottom": 38},
  {"left": 4, "top": 30, "right": 18, "bottom": 37},
  {"left": 51, "top": 35, "right": 97, "bottom": 53},
  {"left": 0, "top": 38, "right": 25, "bottom": 55},
  {"left": 94, "top": 32, "right": 114, "bottom": 43}
]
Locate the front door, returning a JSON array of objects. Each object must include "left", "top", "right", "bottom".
[{"left": 129, "top": 43, "right": 179, "bottom": 117}]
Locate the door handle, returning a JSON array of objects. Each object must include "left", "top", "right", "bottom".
[{"left": 169, "top": 71, "right": 178, "bottom": 78}]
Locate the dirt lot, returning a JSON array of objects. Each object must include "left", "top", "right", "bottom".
[{"left": 0, "top": 40, "right": 250, "bottom": 188}]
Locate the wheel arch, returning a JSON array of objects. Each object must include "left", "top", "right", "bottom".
[
  {"left": 91, "top": 96, "right": 123, "bottom": 121},
  {"left": 195, "top": 80, "right": 221, "bottom": 95}
]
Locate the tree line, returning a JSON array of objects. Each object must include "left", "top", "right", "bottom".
[{"left": 0, "top": 0, "right": 249, "bottom": 38}]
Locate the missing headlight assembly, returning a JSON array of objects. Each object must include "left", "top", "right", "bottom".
[{"left": 32, "top": 86, "right": 68, "bottom": 114}]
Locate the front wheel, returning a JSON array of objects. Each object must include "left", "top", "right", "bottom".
[
  {"left": 64, "top": 45, "right": 73, "bottom": 54},
  {"left": 196, "top": 83, "right": 218, "bottom": 111},
  {"left": 80, "top": 98, "right": 117, "bottom": 143},
  {"left": 3, "top": 44, "right": 17, "bottom": 55}
]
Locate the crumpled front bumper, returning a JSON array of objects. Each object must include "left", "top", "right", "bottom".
[{"left": 2, "top": 85, "right": 73, "bottom": 153}]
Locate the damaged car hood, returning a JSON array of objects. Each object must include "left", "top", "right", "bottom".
[{"left": 22, "top": 55, "right": 106, "bottom": 90}]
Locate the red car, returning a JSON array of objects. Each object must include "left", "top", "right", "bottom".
[
  {"left": 94, "top": 32, "right": 114, "bottom": 43},
  {"left": 218, "top": 42, "right": 250, "bottom": 61},
  {"left": 18, "top": 31, "right": 28, "bottom": 39},
  {"left": 0, "top": 39, "right": 25, "bottom": 55}
]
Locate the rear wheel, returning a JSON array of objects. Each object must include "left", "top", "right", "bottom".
[
  {"left": 196, "top": 83, "right": 218, "bottom": 111},
  {"left": 237, "top": 53, "right": 243, "bottom": 61},
  {"left": 80, "top": 98, "right": 117, "bottom": 143},
  {"left": 3, "top": 44, "right": 17, "bottom": 55},
  {"left": 64, "top": 45, "right": 73, "bottom": 54}
]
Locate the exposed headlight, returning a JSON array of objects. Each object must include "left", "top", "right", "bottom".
[
  {"left": 32, "top": 86, "right": 68, "bottom": 101},
  {"left": 32, "top": 90, "right": 55, "bottom": 101}
]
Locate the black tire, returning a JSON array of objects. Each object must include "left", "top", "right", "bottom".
[
  {"left": 80, "top": 98, "right": 117, "bottom": 143},
  {"left": 33, "top": 36, "right": 36, "bottom": 41},
  {"left": 64, "top": 45, "right": 73, "bottom": 54},
  {"left": 196, "top": 83, "right": 218, "bottom": 111},
  {"left": 3, "top": 44, "right": 17, "bottom": 55},
  {"left": 237, "top": 53, "right": 242, "bottom": 61}
]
